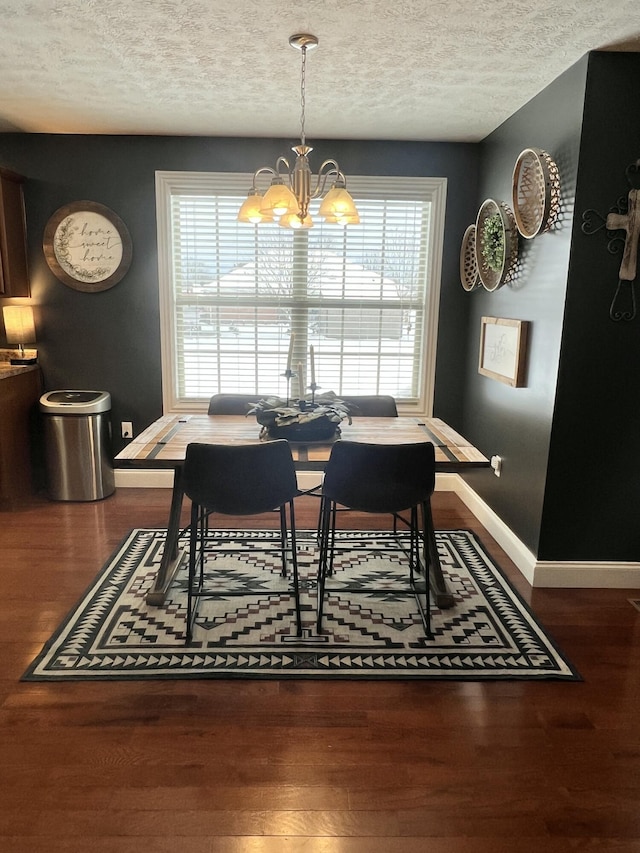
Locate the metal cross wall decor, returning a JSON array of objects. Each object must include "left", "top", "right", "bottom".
[{"left": 581, "top": 160, "right": 640, "bottom": 321}]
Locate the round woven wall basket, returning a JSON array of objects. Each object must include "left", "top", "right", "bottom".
[
  {"left": 512, "top": 147, "right": 561, "bottom": 238},
  {"left": 474, "top": 199, "right": 518, "bottom": 292},
  {"left": 459, "top": 224, "right": 481, "bottom": 291}
]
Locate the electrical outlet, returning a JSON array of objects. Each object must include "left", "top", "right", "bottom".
[
  {"left": 490, "top": 455, "right": 502, "bottom": 477},
  {"left": 121, "top": 421, "right": 133, "bottom": 439}
]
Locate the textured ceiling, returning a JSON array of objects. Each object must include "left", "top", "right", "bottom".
[{"left": 2, "top": 0, "right": 640, "bottom": 142}]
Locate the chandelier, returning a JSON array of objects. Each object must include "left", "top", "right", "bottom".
[{"left": 237, "top": 34, "right": 360, "bottom": 230}]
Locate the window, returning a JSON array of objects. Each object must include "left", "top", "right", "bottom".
[{"left": 156, "top": 171, "right": 446, "bottom": 413}]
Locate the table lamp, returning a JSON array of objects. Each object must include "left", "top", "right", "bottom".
[{"left": 3, "top": 304, "right": 37, "bottom": 365}]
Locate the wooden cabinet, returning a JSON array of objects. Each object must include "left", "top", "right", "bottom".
[
  {"left": 0, "top": 167, "right": 30, "bottom": 297},
  {"left": 0, "top": 366, "right": 42, "bottom": 509}
]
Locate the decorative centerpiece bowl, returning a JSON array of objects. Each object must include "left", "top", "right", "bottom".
[{"left": 248, "top": 393, "right": 352, "bottom": 443}]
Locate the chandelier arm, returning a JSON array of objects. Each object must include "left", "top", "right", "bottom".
[
  {"left": 251, "top": 160, "right": 295, "bottom": 192},
  {"left": 251, "top": 166, "right": 276, "bottom": 189},
  {"left": 275, "top": 156, "right": 293, "bottom": 182},
  {"left": 310, "top": 160, "right": 342, "bottom": 199}
]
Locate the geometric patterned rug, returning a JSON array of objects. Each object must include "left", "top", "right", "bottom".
[{"left": 23, "top": 529, "right": 580, "bottom": 681}]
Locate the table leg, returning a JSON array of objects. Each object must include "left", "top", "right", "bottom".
[
  {"left": 146, "top": 465, "right": 187, "bottom": 606},
  {"left": 424, "top": 500, "right": 455, "bottom": 609}
]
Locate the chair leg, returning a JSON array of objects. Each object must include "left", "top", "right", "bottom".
[
  {"left": 316, "top": 494, "right": 325, "bottom": 545},
  {"left": 327, "top": 502, "right": 337, "bottom": 577},
  {"left": 186, "top": 499, "right": 302, "bottom": 643},
  {"left": 408, "top": 502, "right": 432, "bottom": 638},
  {"left": 316, "top": 496, "right": 333, "bottom": 632},
  {"left": 422, "top": 501, "right": 432, "bottom": 638},
  {"left": 197, "top": 508, "right": 207, "bottom": 587},
  {"left": 286, "top": 500, "right": 302, "bottom": 636},
  {"left": 185, "top": 501, "right": 201, "bottom": 645},
  {"left": 279, "top": 505, "right": 288, "bottom": 578}
]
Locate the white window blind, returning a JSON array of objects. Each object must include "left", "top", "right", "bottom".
[{"left": 156, "top": 171, "right": 446, "bottom": 413}]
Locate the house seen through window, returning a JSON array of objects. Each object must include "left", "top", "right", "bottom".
[{"left": 156, "top": 172, "right": 446, "bottom": 413}]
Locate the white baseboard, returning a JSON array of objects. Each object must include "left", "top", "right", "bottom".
[
  {"left": 531, "top": 561, "right": 640, "bottom": 588},
  {"left": 115, "top": 468, "right": 324, "bottom": 492},
  {"left": 115, "top": 468, "right": 175, "bottom": 488},
  {"left": 451, "top": 475, "right": 640, "bottom": 589},
  {"left": 450, "top": 476, "right": 538, "bottom": 584},
  {"left": 114, "top": 470, "right": 456, "bottom": 493},
  {"left": 114, "top": 468, "right": 640, "bottom": 589}
]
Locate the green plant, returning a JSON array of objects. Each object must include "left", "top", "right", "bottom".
[{"left": 480, "top": 212, "right": 505, "bottom": 273}]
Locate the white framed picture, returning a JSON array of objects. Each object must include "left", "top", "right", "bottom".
[{"left": 478, "top": 316, "right": 529, "bottom": 387}]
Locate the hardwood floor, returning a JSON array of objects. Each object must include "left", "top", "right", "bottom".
[{"left": 2, "top": 487, "right": 640, "bottom": 852}]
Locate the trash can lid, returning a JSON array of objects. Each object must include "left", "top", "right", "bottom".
[{"left": 40, "top": 390, "right": 111, "bottom": 414}]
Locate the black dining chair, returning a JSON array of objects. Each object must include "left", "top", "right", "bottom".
[
  {"left": 208, "top": 393, "right": 399, "bottom": 417},
  {"left": 208, "top": 391, "right": 311, "bottom": 506},
  {"left": 316, "top": 440, "right": 436, "bottom": 638},
  {"left": 313, "top": 394, "right": 399, "bottom": 535},
  {"left": 207, "top": 393, "right": 272, "bottom": 415},
  {"left": 182, "top": 440, "right": 302, "bottom": 644},
  {"left": 341, "top": 394, "right": 398, "bottom": 417}
]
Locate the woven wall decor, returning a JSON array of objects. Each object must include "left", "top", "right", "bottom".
[
  {"left": 512, "top": 147, "right": 561, "bottom": 238},
  {"left": 459, "top": 224, "right": 481, "bottom": 291}
]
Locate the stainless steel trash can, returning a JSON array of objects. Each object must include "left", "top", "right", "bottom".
[{"left": 39, "top": 390, "right": 115, "bottom": 501}]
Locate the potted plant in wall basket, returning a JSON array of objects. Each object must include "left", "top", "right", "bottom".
[
  {"left": 480, "top": 212, "right": 505, "bottom": 273},
  {"left": 474, "top": 198, "right": 518, "bottom": 291}
]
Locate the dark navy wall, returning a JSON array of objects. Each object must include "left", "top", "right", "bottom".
[
  {"left": 462, "top": 59, "right": 586, "bottom": 554},
  {"left": 458, "top": 56, "right": 588, "bottom": 556},
  {"left": 539, "top": 52, "right": 640, "bottom": 561},
  {"left": 459, "top": 50, "right": 640, "bottom": 564},
  {"left": 0, "top": 135, "right": 478, "bottom": 456}
]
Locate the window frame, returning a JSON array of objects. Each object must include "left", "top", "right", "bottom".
[{"left": 156, "top": 170, "right": 446, "bottom": 416}]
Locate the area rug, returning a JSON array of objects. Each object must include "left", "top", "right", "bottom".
[{"left": 23, "top": 529, "right": 579, "bottom": 681}]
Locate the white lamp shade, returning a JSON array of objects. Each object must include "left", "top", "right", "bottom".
[
  {"left": 318, "top": 185, "right": 359, "bottom": 220},
  {"left": 3, "top": 305, "right": 36, "bottom": 344},
  {"left": 279, "top": 212, "right": 314, "bottom": 229},
  {"left": 322, "top": 211, "right": 361, "bottom": 225},
  {"left": 237, "top": 192, "right": 273, "bottom": 224},
  {"left": 260, "top": 181, "right": 299, "bottom": 217}
]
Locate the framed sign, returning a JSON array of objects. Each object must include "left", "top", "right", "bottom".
[
  {"left": 478, "top": 316, "right": 529, "bottom": 387},
  {"left": 43, "top": 201, "right": 132, "bottom": 292}
]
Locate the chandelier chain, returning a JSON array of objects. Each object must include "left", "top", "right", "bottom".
[{"left": 300, "top": 45, "right": 307, "bottom": 147}]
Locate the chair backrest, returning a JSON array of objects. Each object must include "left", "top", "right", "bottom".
[
  {"left": 322, "top": 440, "right": 435, "bottom": 514},
  {"left": 207, "top": 393, "right": 272, "bottom": 415},
  {"left": 183, "top": 441, "right": 298, "bottom": 516},
  {"left": 341, "top": 395, "right": 398, "bottom": 417}
]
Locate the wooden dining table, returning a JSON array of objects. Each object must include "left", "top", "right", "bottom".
[{"left": 115, "top": 414, "right": 489, "bottom": 607}]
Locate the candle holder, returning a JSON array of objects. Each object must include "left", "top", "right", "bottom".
[
  {"left": 307, "top": 381, "right": 320, "bottom": 404},
  {"left": 281, "top": 368, "right": 297, "bottom": 406}
]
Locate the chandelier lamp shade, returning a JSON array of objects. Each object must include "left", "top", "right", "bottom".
[{"left": 237, "top": 34, "right": 360, "bottom": 230}]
